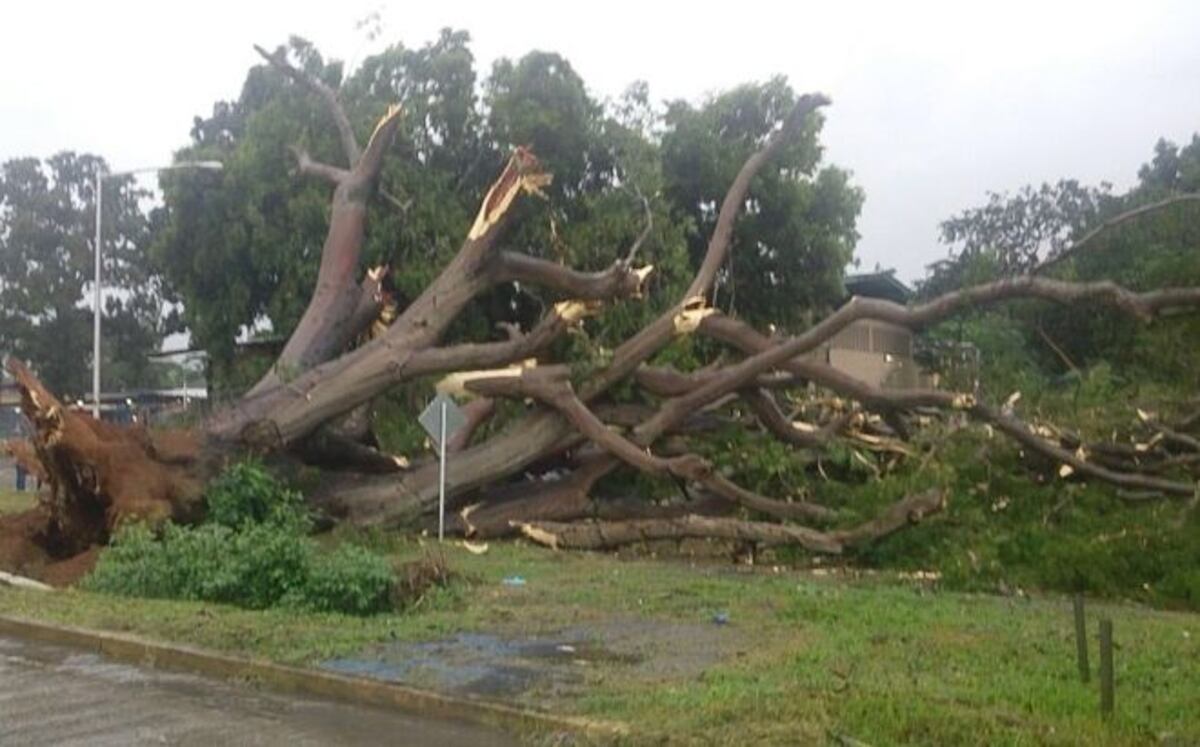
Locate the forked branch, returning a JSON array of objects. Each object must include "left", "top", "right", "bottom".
[
  {"left": 288, "top": 146, "right": 350, "bottom": 184},
  {"left": 254, "top": 43, "right": 361, "bottom": 165}
]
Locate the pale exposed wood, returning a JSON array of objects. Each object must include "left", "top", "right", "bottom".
[{"left": 0, "top": 571, "right": 54, "bottom": 592}]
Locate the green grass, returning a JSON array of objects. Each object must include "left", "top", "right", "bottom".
[
  {"left": 0, "top": 488, "right": 35, "bottom": 515},
  {"left": 1, "top": 538, "right": 1197, "bottom": 745}
]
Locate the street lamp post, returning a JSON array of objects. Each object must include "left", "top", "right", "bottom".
[{"left": 92, "top": 161, "right": 222, "bottom": 418}]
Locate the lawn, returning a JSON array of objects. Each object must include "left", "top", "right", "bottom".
[
  {"left": 0, "top": 537, "right": 1196, "bottom": 746},
  {"left": 0, "top": 488, "right": 35, "bottom": 515}
]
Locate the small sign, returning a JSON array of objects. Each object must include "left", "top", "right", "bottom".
[
  {"left": 419, "top": 393, "right": 467, "bottom": 449},
  {"left": 419, "top": 393, "right": 467, "bottom": 542}
]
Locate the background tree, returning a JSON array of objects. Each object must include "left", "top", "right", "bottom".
[
  {"left": 0, "top": 152, "right": 167, "bottom": 396},
  {"left": 921, "top": 135, "right": 1200, "bottom": 385},
  {"left": 154, "top": 34, "right": 860, "bottom": 392},
  {"left": 936, "top": 180, "right": 1112, "bottom": 277},
  {"left": 661, "top": 77, "right": 863, "bottom": 329}
]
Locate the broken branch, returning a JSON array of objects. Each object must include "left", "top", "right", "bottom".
[{"left": 495, "top": 252, "right": 653, "bottom": 300}]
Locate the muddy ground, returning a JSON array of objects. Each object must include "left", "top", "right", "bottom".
[{"left": 322, "top": 617, "right": 744, "bottom": 706}]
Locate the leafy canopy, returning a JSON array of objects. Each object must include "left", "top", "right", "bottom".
[
  {"left": 662, "top": 77, "right": 863, "bottom": 328},
  {"left": 0, "top": 153, "right": 169, "bottom": 395},
  {"left": 920, "top": 133, "right": 1200, "bottom": 383},
  {"left": 156, "top": 31, "right": 862, "bottom": 388}
]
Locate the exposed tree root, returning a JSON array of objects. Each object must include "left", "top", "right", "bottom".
[{"left": 0, "top": 359, "right": 212, "bottom": 582}]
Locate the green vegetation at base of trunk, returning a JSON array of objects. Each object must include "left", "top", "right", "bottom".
[
  {"left": 1, "top": 539, "right": 1196, "bottom": 746},
  {"left": 83, "top": 462, "right": 417, "bottom": 616}
]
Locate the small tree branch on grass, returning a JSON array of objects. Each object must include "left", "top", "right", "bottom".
[{"left": 1139, "top": 414, "right": 1200, "bottom": 454}]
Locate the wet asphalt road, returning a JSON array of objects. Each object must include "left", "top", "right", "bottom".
[{"left": 0, "top": 635, "right": 517, "bottom": 746}]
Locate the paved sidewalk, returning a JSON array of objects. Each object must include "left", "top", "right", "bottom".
[{"left": 0, "top": 635, "right": 517, "bottom": 746}]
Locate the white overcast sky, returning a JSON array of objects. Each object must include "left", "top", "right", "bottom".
[{"left": 3, "top": 0, "right": 1198, "bottom": 282}]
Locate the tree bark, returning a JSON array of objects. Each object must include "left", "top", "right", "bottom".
[
  {"left": 248, "top": 106, "right": 404, "bottom": 395},
  {"left": 516, "top": 489, "right": 944, "bottom": 553},
  {"left": 304, "top": 95, "right": 836, "bottom": 523}
]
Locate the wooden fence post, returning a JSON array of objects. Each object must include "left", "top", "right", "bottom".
[{"left": 1099, "top": 618, "right": 1114, "bottom": 718}]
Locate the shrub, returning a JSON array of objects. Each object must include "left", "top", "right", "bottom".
[
  {"left": 218, "top": 522, "right": 314, "bottom": 608},
  {"left": 295, "top": 544, "right": 396, "bottom": 615},
  {"left": 84, "top": 523, "right": 187, "bottom": 599},
  {"left": 85, "top": 520, "right": 314, "bottom": 609},
  {"left": 204, "top": 460, "right": 307, "bottom": 530},
  {"left": 85, "top": 461, "right": 407, "bottom": 616}
]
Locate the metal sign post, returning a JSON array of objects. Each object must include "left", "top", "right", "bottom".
[
  {"left": 418, "top": 393, "right": 466, "bottom": 542},
  {"left": 438, "top": 399, "right": 447, "bottom": 540}
]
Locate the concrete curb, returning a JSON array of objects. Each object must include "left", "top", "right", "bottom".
[{"left": 0, "top": 614, "right": 627, "bottom": 739}]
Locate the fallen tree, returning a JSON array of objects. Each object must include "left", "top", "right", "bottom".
[{"left": 3, "top": 44, "right": 1199, "bottom": 584}]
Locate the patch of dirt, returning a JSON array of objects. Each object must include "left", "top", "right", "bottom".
[
  {"left": 38, "top": 545, "right": 101, "bottom": 587},
  {"left": 0, "top": 509, "right": 51, "bottom": 572},
  {"left": 320, "top": 617, "right": 743, "bottom": 704},
  {"left": 560, "top": 617, "right": 741, "bottom": 681},
  {"left": 0, "top": 507, "right": 102, "bottom": 588}
]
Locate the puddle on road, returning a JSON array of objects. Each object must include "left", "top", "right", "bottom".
[{"left": 320, "top": 619, "right": 738, "bottom": 701}]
